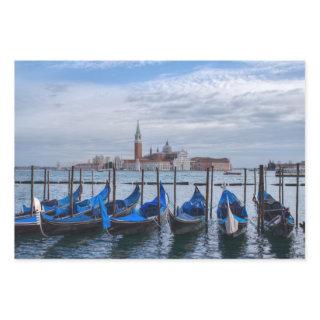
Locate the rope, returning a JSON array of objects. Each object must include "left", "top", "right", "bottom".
[{"left": 36, "top": 212, "right": 49, "bottom": 238}]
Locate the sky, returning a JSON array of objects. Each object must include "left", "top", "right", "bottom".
[{"left": 15, "top": 61, "right": 305, "bottom": 167}]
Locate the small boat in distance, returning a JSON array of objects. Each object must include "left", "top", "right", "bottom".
[
  {"left": 254, "top": 191, "right": 294, "bottom": 238},
  {"left": 217, "top": 189, "right": 248, "bottom": 237},
  {"left": 168, "top": 186, "right": 206, "bottom": 235},
  {"left": 223, "top": 171, "right": 241, "bottom": 175}
]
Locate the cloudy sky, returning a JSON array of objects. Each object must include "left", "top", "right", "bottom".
[{"left": 15, "top": 61, "right": 305, "bottom": 167}]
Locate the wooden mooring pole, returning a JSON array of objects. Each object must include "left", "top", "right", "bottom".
[
  {"left": 210, "top": 165, "right": 214, "bottom": 219},
  {"left": 108, "top": 170, "right": 111, "bottom": 203},
  {"left": 47, "top": 170, "right": 50, "bottom": 200},
  {"left": 70, "top": 166, "right": 74, "bottom": 216},
  {"left": 79, "top": 169, "right": 82, "bottom": 201},
  {"left": 68, "top": 170, "right": 71, "bottom": 195},
  {"left": 205, "top": 167, "right": 209, "bottom": 223},
  {"left": 112, "top": 165, "right": 116, "bottom": 215},
  {"left": 278, "top": 168, "right": 281, "bottom": 203},
  {"left": 258, "top": 165, "right": 265, "bottom": 231},
  {"left": 244, "top": 168, "right": 247, "bottom": 206},
  {"left": 281, "top": 168, "right": 284, "bottom": 205},
  {"left": 43, "top": 168, "right": 47, "bottom": 201},
  {"left": 296, "top": 163, "right": 300, "bottom": 228},
  {"left": 156, "top": 167, "right": 161, "bottom": 224},
  {"left": 141, "top": 169, "right": 144, "bottom": 206},
  {"left": 264, "top": 168, "right": 267, "bottom": 192},
  {"left": 173, "top": 166, "right": 177, "bottom": 216},
  {"left": 30, "top": 165, "right": 34, "bottom": 216},
  {"left": 253, "top": 168, "right": 257, "bottom": 195},
  {"left": 91, "top": 170, "right": 94, "bottom": 196}
]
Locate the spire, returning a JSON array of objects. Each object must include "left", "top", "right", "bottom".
[{"left": 135, "top": 120, "right": 141, "bottom": 141}]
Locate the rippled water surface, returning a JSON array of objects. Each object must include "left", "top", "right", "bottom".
[{"left": 15, "top": 169, "right": 305, "bottom": 259}]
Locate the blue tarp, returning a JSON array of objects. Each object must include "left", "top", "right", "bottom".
[
  {"left": 217, "top": 189, "right": 248, "bottom": 220},
  {"left": 179, "top": 187, "right": 205, "bottom": 217},
  {"left": 106, "top": 184, "right": 140, "bottom": 214},
  {"left": 112, "top": 183, "right": 167, "bottom": 222},
  {"left": 23, "top": 185, "right": 82, "bottom": 213},
  {"left": 76, "top": 185, "right": 109, "bottom": 213},
  {"left": 15, "top": 216, "right": 37, "bottom": 224}
]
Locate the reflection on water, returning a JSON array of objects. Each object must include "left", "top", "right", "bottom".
[
  {"left": 15, "top": 169, "right": 305, "bottom": 259},
  {"left": 168, "top": 232, "right": 201, "bottom": 259},
  {"left": 218, "top": 232, "right": 248, "bottom": 259}
]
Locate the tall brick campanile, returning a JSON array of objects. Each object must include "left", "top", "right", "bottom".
[{"left": 134, "top": 120, "right": 142, "bottom": 160}]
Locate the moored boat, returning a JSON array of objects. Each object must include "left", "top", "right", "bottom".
[
  {"left": 254, "top": 191, "right": 294, "bottom": 238},
  {"left": 217, "top": 189, "right": 248, "bottom": 238},
  {"left": 107, "top": 183, "right": 168, "bottom": 235},
  {"left": 15, "top": 185, "right": 82, "bottom": 235},
  {"left": 168, "top": 186, "right": 206, "bottom": 235},
  {"left": 38, "top": 184, "right": 140, "bottom": 236}
]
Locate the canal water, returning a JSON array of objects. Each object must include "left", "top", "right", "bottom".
[{"left": 15, "top": 169, "right": 305, "bottom": 259}]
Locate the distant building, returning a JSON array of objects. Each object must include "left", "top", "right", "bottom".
[
  {"left": 191, "top": 157, "right": 231, "bottom": 171},
  {"left": 173, "top": 149, "right": 191, "bottom": 170},
  {"left": 122, "top": 122, "right": 189, "bottom": 171}
]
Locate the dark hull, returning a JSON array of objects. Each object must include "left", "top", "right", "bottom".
[
  {"left": 168, "top": 209, "right": 205, "bottom": 235},
  {"left": 15, "top": 222, "right": 40, "bottom": 235},
  {"left": 218, "top": 221, "right": 247, "bottom": 238},
  {"left": 264, "top": 221, "right": 294, "bottom": 238},
  {"left": 40, "top": 215, "right": 102, "bottom": 236},
  {"left": 39, "top": 202, "right": 138, "bottom": 236},
  {"left": 109, "top": 209, "right": 168, "bottom": 236}
]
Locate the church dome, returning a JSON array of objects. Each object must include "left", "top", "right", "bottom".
[{"left": 162, "top": 140, "right": 173, "bottom": 154}]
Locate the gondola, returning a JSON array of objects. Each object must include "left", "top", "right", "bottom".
[
  {"left": 254, "top": 191, "right": 294, "bottom": 238},
  {"left": 168, "top": 186, "right": 206, "bottom": 235},
  {"left": 217, "top": 189, "right": 248, "bottom": 238},
  {"left": 15, "top": 185, "right": 82, "bottom": 235},
  {"left": 107, "top": 183, "right": 169, "bottom": 235},
  {"left": 106, "top": 184, "right": 140, "bottom": 217},
  {"left": 38, "top": 184, "right": 140, "bottom": 236}
]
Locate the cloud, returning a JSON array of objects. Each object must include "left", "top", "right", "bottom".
[
  {"left": 47, "top": 61, "right": 164, "bottom": 70},
  {"left": 15, "top": 62, "right": 305, "bottom": 166}
]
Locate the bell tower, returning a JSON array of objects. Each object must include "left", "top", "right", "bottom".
[{"left": 134, "top": 120, "right": 142, "bottom": 160}]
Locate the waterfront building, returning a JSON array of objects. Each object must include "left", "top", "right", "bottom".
[
  {"left": 191, "top": 157, "right": 231, "bottom": 171},
  {"left": 173, "top": 149, "right": 191, "bottom": 170}
]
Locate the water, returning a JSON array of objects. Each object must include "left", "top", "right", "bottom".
[{"left": 15, "top": 169, "right": 305, "bottom": 259}]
